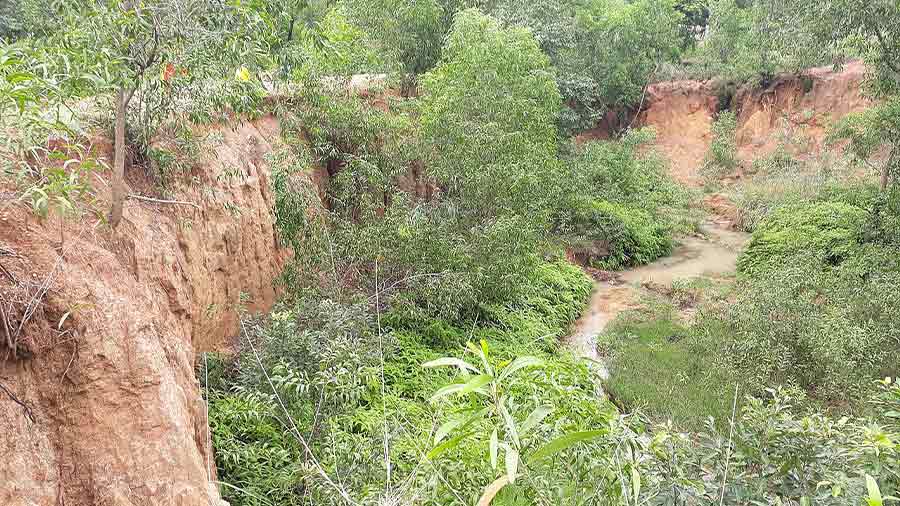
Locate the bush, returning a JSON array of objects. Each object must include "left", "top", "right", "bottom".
[
  {"left": 701, "top": 110, "right": 739, "bottom": 183},
  {"left": 696, "top": 255, "right": 900, "bottom": 406},
  {"left": 737, "top": 201, "right": 868, "bottom": 276},
  {"left": 206, "top": 260, "right": 619, "bottom": 505},
  {"left": 562, "top": 197, "right": 673, "bottom": 269}
]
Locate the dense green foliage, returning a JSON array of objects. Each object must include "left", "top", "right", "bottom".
[
  {"left": 555, "top": 129, "right": 691, "bottom": 269},
  {"left": 702, "top": 110, "right": 739, "bottom": 183},
  {"left": 737, "top": 201, "right": 869, "bottom": 276}
]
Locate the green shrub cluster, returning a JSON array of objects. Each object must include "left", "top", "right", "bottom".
[
  {"left": 737, "top": 201, "right": 868, "bottom": 276},
  {"left": 700, "top": 258, "right": 900, "bottom": 405},
  {"left": 562, "top": 198, "right": 672, "bottom": 269},
  {"left": 205, "top": 260, "right": 625, "bottom": 505},
  {"left": 556, "top": 128, "right": 692, "bottom": 269}
]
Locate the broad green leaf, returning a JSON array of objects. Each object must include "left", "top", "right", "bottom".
[
  {"left": 520, "top": 406, "right": 553, "bottom": 434},
  {"left": 489, "top": 429, "right": 499, "bottom": 470},
  {"left": 498, "top": 356, "right": 544, "bottom": 383},
  {"left": 504, "top": 444, "right": 519, "bottom": 484},
  {"left": 531, "top": 430, "right": 606, "bottom": 461}
]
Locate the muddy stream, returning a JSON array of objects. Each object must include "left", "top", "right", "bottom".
[{"left": 566, "top": 220, "right": 750, "bottom": 380}]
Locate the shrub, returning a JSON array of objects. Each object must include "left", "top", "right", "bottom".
[
  {"left": 571, "top": 128, "right": 688, "bottom": 214},
  {"left": 737, "top": 201, "right": 868, "bottom": 276},
  {"left": 696, "top": 257, "right": 900, "bottom": 406},
  {"left": 701, "top": 110, "right": 739, "bottom": 183},
  {"left": 562, "top": 197, "right": 673, "bottom": 270}
]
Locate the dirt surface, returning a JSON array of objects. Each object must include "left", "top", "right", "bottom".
[
  {"left": 0, "top": 116, "right": 294, "bottom": 506},
  {"left": 579, "top": 61, "right": 872, "bottom": 188},
  {"left": 566, "top": 221, "right": 749, "bottom": 373}
]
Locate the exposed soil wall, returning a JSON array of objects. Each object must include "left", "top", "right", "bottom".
[
  {"left": 579, "top": 61, "right": 872, "bottom": 186},
  {"left": 0, "top": 116, "right": 292, "bottom": 505}
]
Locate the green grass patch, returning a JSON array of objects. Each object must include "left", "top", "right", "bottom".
[{"left": 603, "top": 306, "right": 736, "bottom": 430}]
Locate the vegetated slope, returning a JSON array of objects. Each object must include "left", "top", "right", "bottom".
[
  {"left": 0, "top": 64, "right": 877, "bottom": 505},
  {"left": 581, "top": 61, "right": 871, "bottom": 187},
  {"left": 0, "top": 117, "right": 292, "bottom": 506}
]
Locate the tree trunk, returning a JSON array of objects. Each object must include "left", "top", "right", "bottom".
[{"left": 108, "top": 88, "right": 130, "bottom": 228}]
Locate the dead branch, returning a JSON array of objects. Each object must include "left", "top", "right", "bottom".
[
  {"left": 60, "top": 338, "right": 79, "bottom": 386},
  {"left": 127, "top": 194, "right": 201, "bottom": 210},
  {"left": 0, "top": 262, "right": 15, "bottom": 283},
  {"left": 0, "top": 298, "right": 12, "bottom": 357},
  {"left": 0, "top": 380, "right": 35, "bottom": 423}
]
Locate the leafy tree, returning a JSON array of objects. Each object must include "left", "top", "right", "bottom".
[
  {"left": 420, "top": 8, "right": 562, "bottom": 222},
  {"left": 343, "top": 0, "right": 445, "bottom": 94},
  {"left": 57, "top": 0, "right": 268, "bottom": 227},
  {"left": 830, "top": 97, "right": 900, "bottom": 191},
  {"left": 674, "top": 0, "right": 709, "bottom": 48},
  {"left": 560, "top": 0, "right": 683, "bottom": 131},
  {"left": 0, "top": 0, "right": 64, "bottom": 40}
]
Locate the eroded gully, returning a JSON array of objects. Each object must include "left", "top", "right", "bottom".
[{"left": 565, "top": 220, "right": 750, "bottom": 381}]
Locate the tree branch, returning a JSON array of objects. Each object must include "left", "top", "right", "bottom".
[
  {"left": 873, "top": 24, "right": 900, "bottom": 76},
  {"left": 127, "top": 194, "right": 201, "bottom": 209}
]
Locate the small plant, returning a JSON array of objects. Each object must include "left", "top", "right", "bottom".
[
  {"left": 20, "top": 146, "right": 100, "bottom": 245},
  {"left": 702, "top": 110, "right": 740, "bottom": 185},
  {"left": 424, "top": 340, "right": 606, "bottom": 503}
]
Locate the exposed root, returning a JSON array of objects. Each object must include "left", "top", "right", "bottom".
[{"left": 0, "top": 380, "right": 35, "bottom": 423}]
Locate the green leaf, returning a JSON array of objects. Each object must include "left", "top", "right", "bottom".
[
  {"left": 430, "top": 374, "right": 493, "bottom": 402},
  {"left": 504, "top": 444, "right": 519, "bottom": 484},
  {"left": 434, "top": 408, "right": 487, "bottom": 444},
  {"left": 499, "top": 399, "right": 520, "bottom": 448},
  {"left": 530, "top": 430, "right": 606, "bottom": 462},
  {"left": 866, "top": 475, "right": 883, "bottom": 506},
  {"left": 422, "top": 357, "right": 478, "bottom": 373},
  {"left": 498, "top": 356, "right": 544, "bottom": 383},
  {"left": 489, "top": 428, "right": 498, "bottom": 470},
  {"left": 631, "top": 467, "right": 641, "bottom": 501},
  {"left": 520, "top": 406, "right": 553, "bottom": 434},
  {"left": 427, "top": 433, "right": 468, "bottom": 460}
]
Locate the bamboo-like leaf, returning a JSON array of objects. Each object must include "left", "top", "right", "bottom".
[
  {"left": 866, "top": 475, "right": 883, "bottom": 506},
  {"left": 429, "top": 383, "right": 468, "bottom": 402},
  {"left": 457, "top": 374, "right": 493, "bottom": 396},
  {"left": 434, "top": 409, "right": 487, "bottom": 444},
  {"left": 422, "top": 357, "right": 478, "bottom": 373},
  {"left": 430, "top": 375, "right": 493, "bottom": 402},
  {"left": 435, "top": 417, "right": 465, "bottom": 445},
  {"left": 504, "top": 444, "right": 519, "bottom": 484},
  {"left": 498, "top": 356, "right": 544, "bottom": 383},
  {"left": 631, "top": 467, "right": 641, "bottom": 502},
  {"left": 427, "top": 433, "right": 468, "bottom": 460},
  {"left": 489, "top": 428, "right": 499, "bottom": 470},
  {"left": 530, "top": 430, "right": 606, "bottom": 462},
  {"left": 520, "top": 406, "right": 553, "bottom": 434},
  {"left": 499, "top": 399, "right": 520, "bottom": 448}
]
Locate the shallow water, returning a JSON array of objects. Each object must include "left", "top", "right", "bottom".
[{"left": 566, "top": 221, "right": 750, "bottom": 379}]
